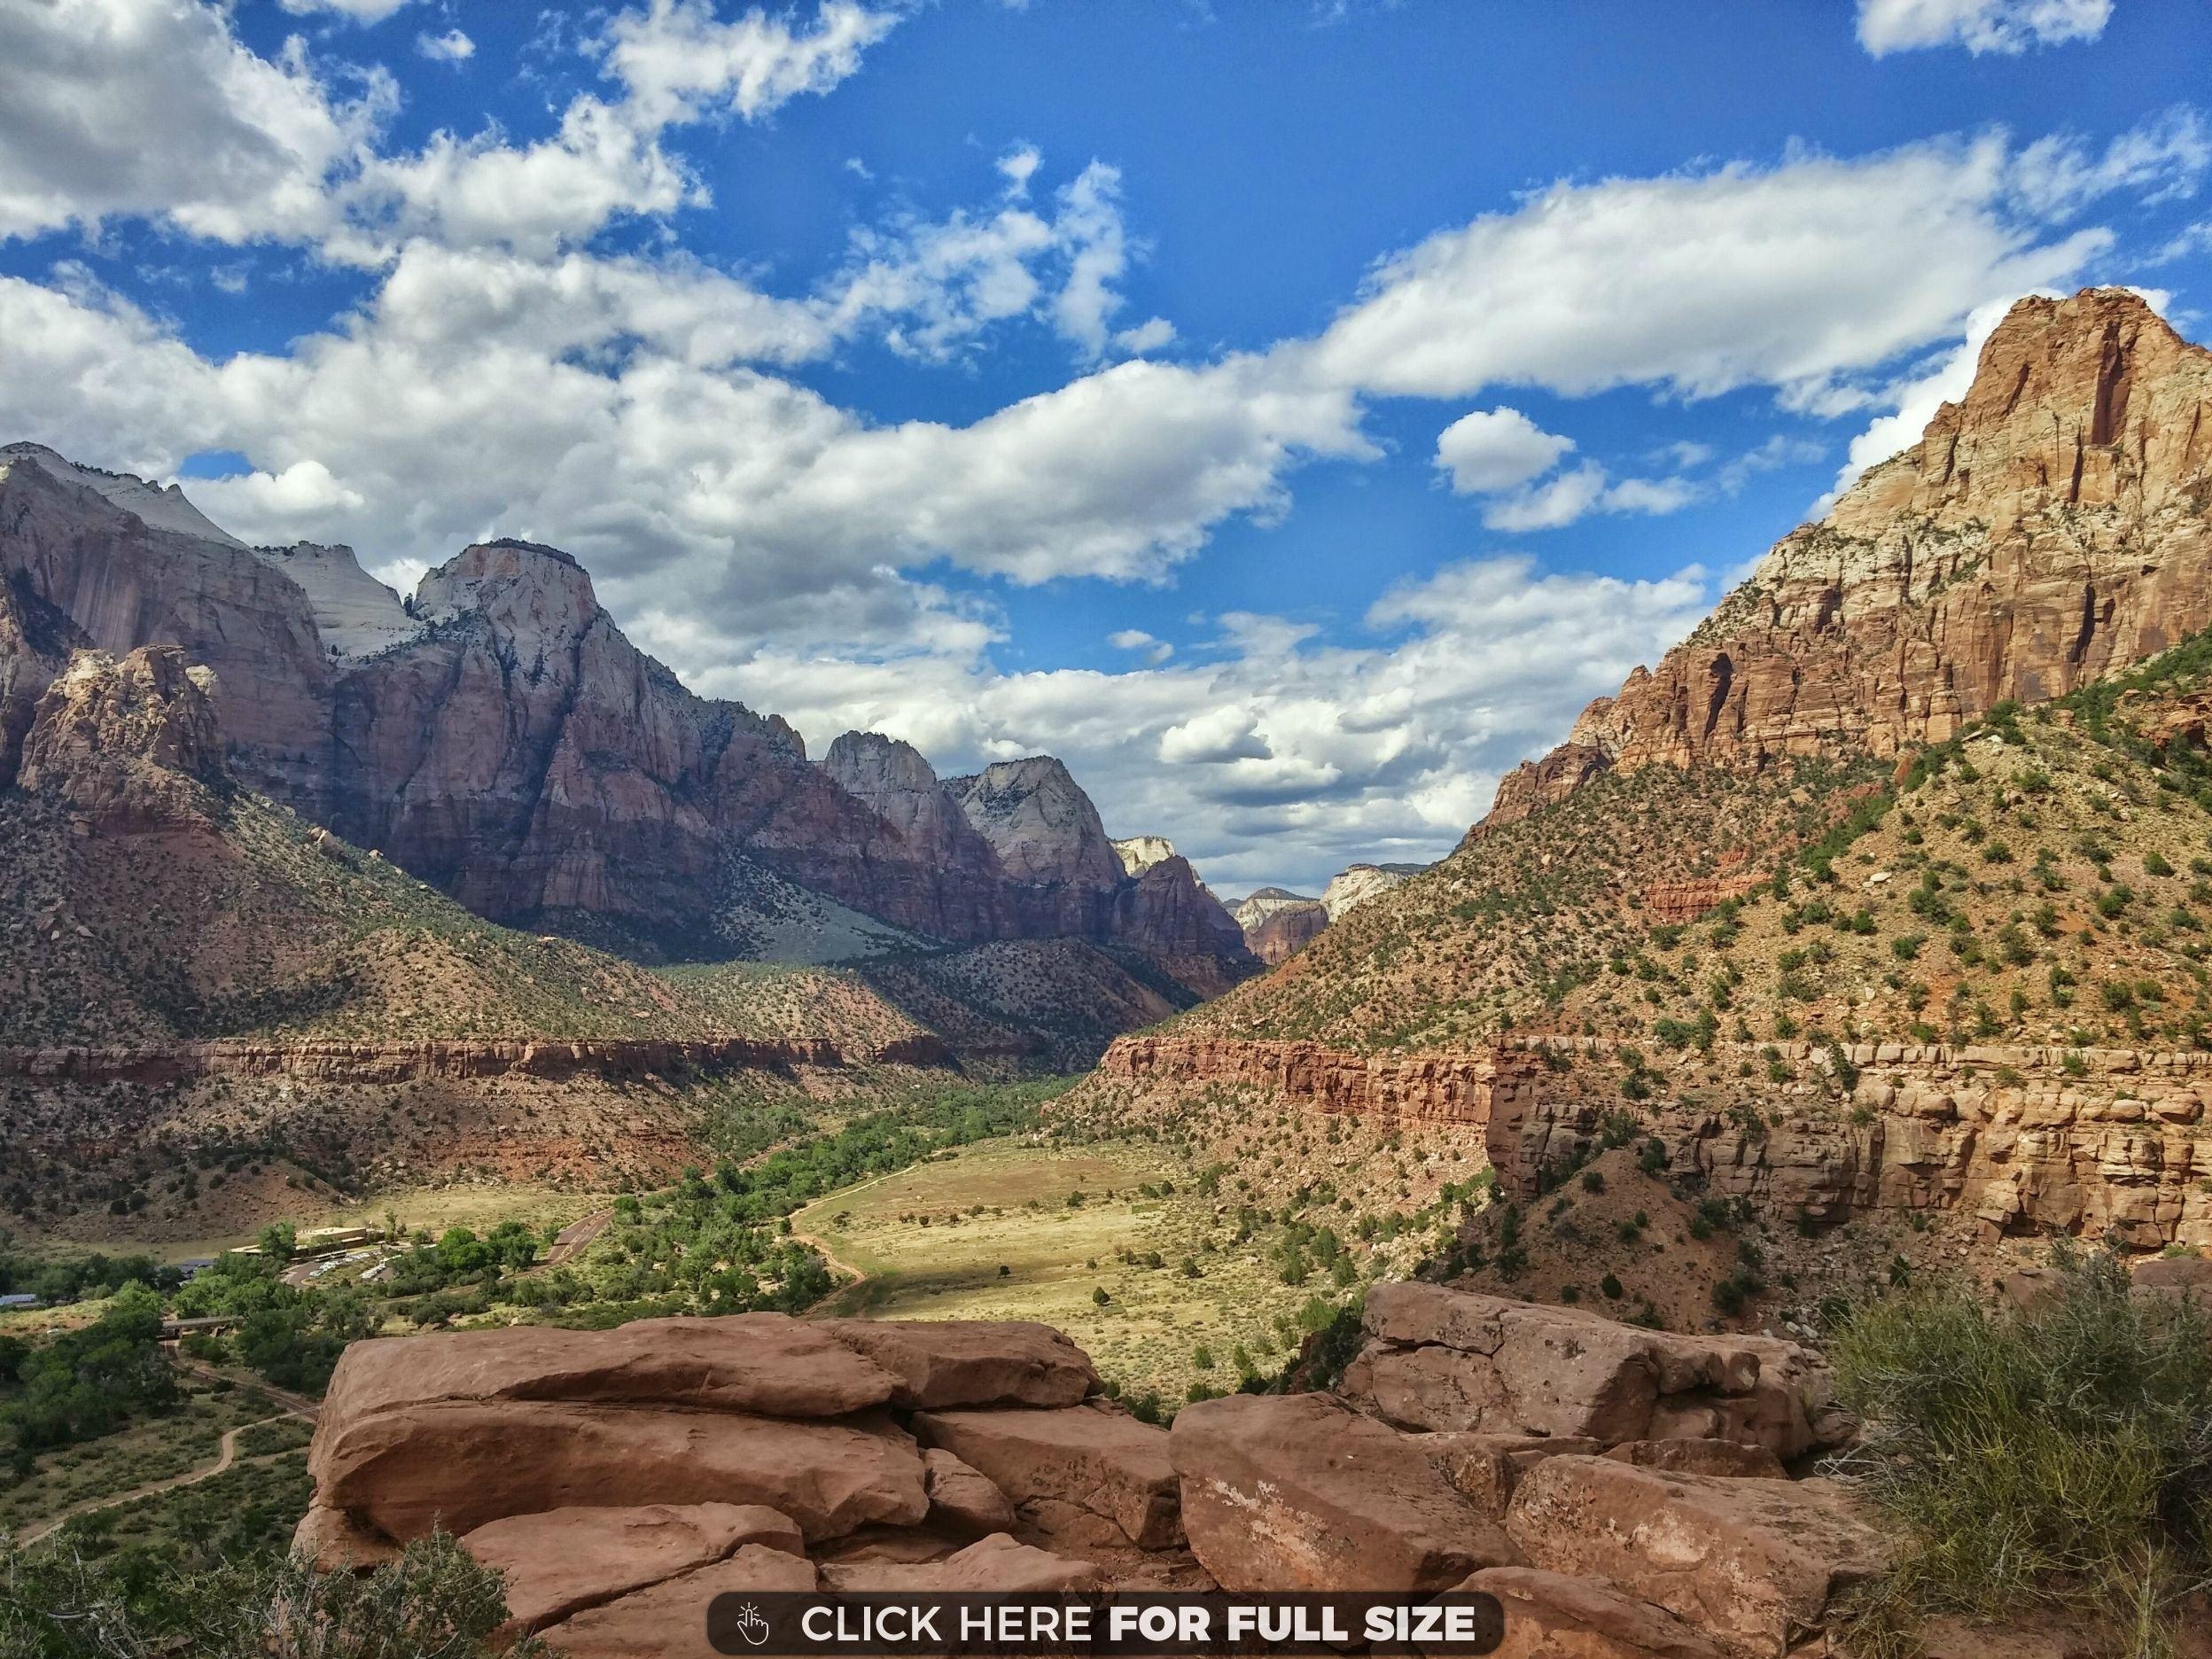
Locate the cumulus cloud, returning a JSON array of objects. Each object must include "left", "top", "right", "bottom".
[
  {"left": 830, "top": 153, "right": 1163, "bottom": 363},
  {"left": 1856, "top": 0, "right": 2112, "bottom": 57},
  {"left": 0, "top": 0, "right": 392, "bottom": 245},
  {"left": 599, "top": 0, "right": 901, "bottom": 128},
  {"left": 1307, "top": 131, "right": 2156, "bottom": 406},
  {"left": 416, "top": 28, "right": 473, "bottom": 64},
  {"left": 1433, "top": 408, "right": 1575, "bottom": 493},
  {"left": 280, "top": 0, "right": 417, "bottom": 19},
  {"left": 710, "top": 556, "right": 1716, "bottom": 890},
  {"left": 0, "top": 0, "right": 901, "bottom": 261}
]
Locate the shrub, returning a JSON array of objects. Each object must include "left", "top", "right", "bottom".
[
  {"left": 1830, "top": 1248, "right": 2212, "bottom": 1654},
  {"left": 0, "top": 1532, "right": 541, "bottom": 1658}
]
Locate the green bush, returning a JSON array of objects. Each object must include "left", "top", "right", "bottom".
[
  {"left": 0, "top": 1531, "right": 542, "bottom": 1657},
  {"left": 1830, "top": 1248, "right": 2212, "bottom": 1655}
]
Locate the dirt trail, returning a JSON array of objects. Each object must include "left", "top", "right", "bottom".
[{"left": 18, "top": 1397, "right": 317, "bottom": 1546}]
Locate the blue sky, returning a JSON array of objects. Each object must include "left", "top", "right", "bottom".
[{"left": 1, "top": 0, "right": 2208, "bottom": 890}]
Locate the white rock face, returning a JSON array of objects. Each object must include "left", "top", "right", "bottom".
[
  {"left": 1230, "top": 886, "right": 1315, "bottom": 931},
  {"left": 252, "top": 541, "right": 421, "bottom": 663},
  {"left": 1112, "top": 835, "right": 1178, "bottom": 876},
  {"left": 1320, "top": 862, "right": 1424, "bottom": 922},
  {"left": 1, "top": 444, "right": 243, "bottom": 547},
  {"left": 951, "top": 757, "right": 1124, "bottom": 889}
]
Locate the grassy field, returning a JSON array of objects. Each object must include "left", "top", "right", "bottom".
[{"left": 795, "top": 1136, "right": 1374, "bottom": 1405}]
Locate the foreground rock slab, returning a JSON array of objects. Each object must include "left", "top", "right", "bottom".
[
  {"left": 1463, "top": 1567, "right": 1731, "bottom": 1659},
  {"left": 1170, "top": 1392, "right": 1518, "bottom": 1591},
  {"left": 461, "top": 1503, "right": 804, "bottom": 1635},
  {"left": 914, "top": 1403, "right": 1180, "bottom": 1548},
  {"left": 322, "top": 1316, "right": 903, "bottom": 1422},
  {"left": 823, "top": 1319, "right": 1100, "bottom": 1408},
  {"left": 1505, "top": 1457, "right": 1888, "bottom": 1658},
  {"left": 1346, "top": 1282, "right": 1839, "bottom": 1459},
  {"left": 314, "top": 1401, "right": 927, "bottom": 1542},
  {"left": 534, "top": 1543, "right": 818, "bottom": 1659}
]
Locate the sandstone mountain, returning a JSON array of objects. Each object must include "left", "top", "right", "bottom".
[
  {"left": 1092, "top": 288, "right": 2212, "bottom": 1269},
  {"left": 0, "top": 443, "right": 1253, "bottom": 995},
  {"left": 1483, "top": 286, "right": 2212, "bottom": 830},
  {"left": 1228, "top": 861, "right": 1429, "bottom": 964}
]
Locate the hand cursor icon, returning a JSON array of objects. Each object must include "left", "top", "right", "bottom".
[{"left": 732, "top": 1601, "right": 771, "bottom": 1647}]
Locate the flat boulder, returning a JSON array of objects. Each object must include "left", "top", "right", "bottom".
[
  {"left": 1345, "top": 1284, "right": 1835, "bottom": 1460},
  {"left": 535, "top": 1544, "right": 817, "bottom": 1659},
  {"left": 824, "top": 1320, "right": 1098, "bottom": 1408},
  {"left": 1170, "top": 1392, "right": 1518, "bottom": 1592},
  {"left": 1424, "top": 1434, "right": 1601, "bottom": 1519},
  {"left": 1462, "top": 1567, "right": 1731, "bottom": 1659},
  {"left": 820, "top": 1532, "right": 1098, "bottom": 1593},
  {"left": 322, "top": 1315, "right": 901, "bottom": 1423},
  {"left": 314, "top": 1401, "right": 928, "bottom": 1542},
  {"left": 924, "top": 1447, "right": 1016, "bottom": 1537},
  {"left": 1601, "top": 1440, "right": 1784, "bottom": 1479},
  {"left": 460, "top": 1503, "right": 803, "bottom": 1634},
  {"left": 2131, "top": 1255, "right": 2212, "bottom": 1304},
  {"left": 1505, "top": 1457, "right": 1887, "bottom": 1658},
  {"left": 914, "top": 1403, "right": 1180, "bottom": 1548}
]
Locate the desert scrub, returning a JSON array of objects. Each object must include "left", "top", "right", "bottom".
[{"left": 1828, "top": 1248, "right": 2212, "bottom": 1655}]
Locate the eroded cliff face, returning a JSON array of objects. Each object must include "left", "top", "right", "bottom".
[
  {"left": 0, "top": 460, "right": 1254, "bottom": 987},
  {"left": 18, "top": 644, "right": 229, "bottom": 832},
  {"left": 1480, "top": 289, "right": 2212, "bottom": 832},
  {"left": 0, "top": 445, "right": 331, "bottom": 803},
  {"left": 1098, "top": 1034, "right": 2212, "bottom": 1250}
]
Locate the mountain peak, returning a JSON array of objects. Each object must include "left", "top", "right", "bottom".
[
  {"left": 415, "top": 539, "right": 602, "bottom": 645},
  {"left": 0, "top": 442, "right": 245, "bottom": 548}
]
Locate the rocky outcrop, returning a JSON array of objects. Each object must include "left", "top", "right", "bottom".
[
  {"left": 1247, "top": 899, "right": 1328, "bottom": 964},
  {"left": 1112, "top": 834, "right": 1178, "bottom": 876},
  {"left": 1105, "top": 1030, "right": 2212, "bottom": 1250},
  {"left": 249, "top": 541, "right": 420, "bottom": 662},
  {"left": 1342, "top": 1283, "right": 1846, "bottom": 1461},
  {"left": 1474, "top": 290, "right": 2212, "bottom": 835},
  {"left": 1489, "top": 1038, "right": 2212, "bottom": 1250},
  {"left": 1320, "top": 862, "right": 1424, "bottom": 921},
  {"left": 1101, "top": 1035, "right": 1538, "bottom": 1125},
  {"left": 1505, "top": 1459, "right": 1888, "bottom": 1658},
  {"left": 17, "top": 645, "right": 229, "bottom": 831},
  {"left": 1110, "top": 856, "right": 1256, "bottom": 995},
  {"left": 298, "top": 1297, "right": 1897, "bottom": 1655},
  {"left": 1170, "top": 1391, "right": 1518, "bottom": 1590},
  {"left": 0, "top": 1032, "right": 950, "bottom": 1087},
  {"left": 0, "top": 574, "right": 84, "bottom": 784}
]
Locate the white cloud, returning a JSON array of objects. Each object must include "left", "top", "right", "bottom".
[
  {"left": 1856, "top": 0, "right": 2112, "bottom": 57},
  {"left": 280, "top": 0, "right": 417, "bottom": 20},
  {"left": 0, "top": 0, "right": 903, "bottom": 262},
  {"left": 711, "top": 555, "right": 1716, "bottom": 890},
  {"left": 1110, "top": 628, "right": 1174, "bottom": 663},
  {"left": 1309, "top": 133, "right": 2138, "bottom": 406},
  {"left": 1433, "top": 407, "right": 1576, "bottom": 493},
  {"left": 1477, "top": 463, "right": 1698, "bottom": 532},
  {"left": 416, "top": 28, "right": 474, "bottom": 64},
  {"left": 0, "top": 0, "right": 392, "bottom": 245},
  {"left": 829, "top": 154, "right": 1158, "bottom": 363},
  {"left": 600, "top": 0, "right": 901, "bottom": 128}
]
